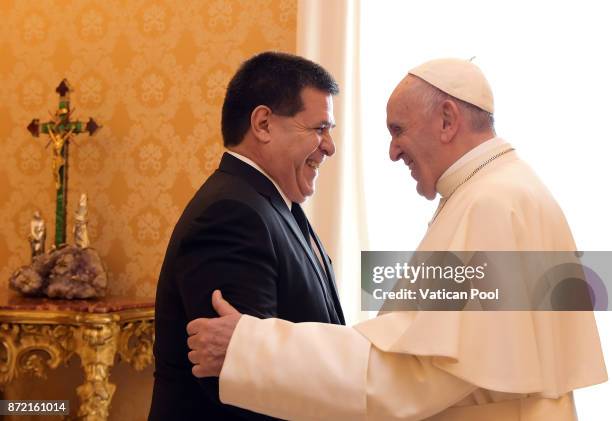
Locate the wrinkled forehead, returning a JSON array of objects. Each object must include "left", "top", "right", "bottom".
[
  {"left": 301, "top": 87, "right": 332, "bottom": 110},
  {"left": 386, "top": 76, "right": 417, "bottom": 117}
]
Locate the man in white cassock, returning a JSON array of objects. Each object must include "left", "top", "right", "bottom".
[{"left": 186, "top": 58, "right": 608, "bottom": 420}]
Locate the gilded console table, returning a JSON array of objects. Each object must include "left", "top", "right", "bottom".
[{"left": 0, "top": 293, "right": 154, "bottom": 420}]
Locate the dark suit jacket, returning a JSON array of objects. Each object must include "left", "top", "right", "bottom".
[{"left": 149, "top": 153, "right": 345, "bottom": 421}]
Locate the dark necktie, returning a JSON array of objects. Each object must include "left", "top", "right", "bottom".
[
  {"left": 291, "top": 203, "right": 343, "bottom": 323},
  {"left": 291, "top": 203, "right": 310, "bottom": 242},
  {"left": 291, "top": 203, "right": 327, "bottom": 276},
  {"left": 291, "top": 204, "right": 341, "bottom": 324}
]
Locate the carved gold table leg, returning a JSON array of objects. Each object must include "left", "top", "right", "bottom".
[{"left": 74, "top": 323, "right": 119, "bottom": 421}]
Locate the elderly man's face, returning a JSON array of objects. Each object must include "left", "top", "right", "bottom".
[
  {"left": 266, "top": 87, "right": 336, "bottom": 203},
  {"left": 386, "top": 78, "right": 442, "bottom": 200}
]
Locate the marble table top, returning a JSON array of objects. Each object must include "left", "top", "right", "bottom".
[{"left": 0, "top": 289, "right": 154, "bottom": 313}]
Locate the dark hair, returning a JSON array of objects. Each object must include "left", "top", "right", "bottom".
[{"left": 221, "top": 51, "right": 339, "bottom": 147}]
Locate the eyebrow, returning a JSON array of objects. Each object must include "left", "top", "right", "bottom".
[{"left": 317, "top": 120, "right": 336, "bottom": 129}]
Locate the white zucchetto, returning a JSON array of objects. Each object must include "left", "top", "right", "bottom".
[{"left": 409, "top": 58, "right": 495, "bottom": 113}]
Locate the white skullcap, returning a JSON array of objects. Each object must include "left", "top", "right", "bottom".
[{"left": 408, "top": 58, "right": 494, "bottom": 113}]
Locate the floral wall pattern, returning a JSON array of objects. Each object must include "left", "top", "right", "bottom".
[{"left": 0, "top": 0, "right": 296, "bottom": 419}]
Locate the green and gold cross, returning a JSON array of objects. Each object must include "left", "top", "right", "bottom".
[{"left": 27, "top": 79, "right": 101, "bottom": 248}]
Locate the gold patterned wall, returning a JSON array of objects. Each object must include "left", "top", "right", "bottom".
[{"left": 0, "top": 0, "right": 296, "bottom": 419}]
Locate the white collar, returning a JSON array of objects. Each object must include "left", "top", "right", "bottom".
[
  {"left": 439, "top": 136, "right": 504, "bottom": 180},
  {"left": 226, "top": 150, "right": 292, "bottom": 210}
]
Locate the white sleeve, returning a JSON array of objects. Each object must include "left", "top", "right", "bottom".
[{"left": 219, "top": 315, "right": 476, "bottom": 420}]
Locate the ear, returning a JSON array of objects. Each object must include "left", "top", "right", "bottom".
[
  {"left": 439, "top": 99, "right": 460, "bottom": 144},
  {"left": 250, "top": 105, "right": 273, "bottom": 143}
]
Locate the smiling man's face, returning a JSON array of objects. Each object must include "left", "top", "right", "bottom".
[
  {"left": 265, "top": 87, "right": 336, "bottom": 203},
  {"left": 386, "top": 77, "right": 445, "bottom": 200}
]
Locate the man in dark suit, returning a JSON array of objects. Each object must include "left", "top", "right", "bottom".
[{"left": 149, "top": 52, "right": 345, "bottom": 420}]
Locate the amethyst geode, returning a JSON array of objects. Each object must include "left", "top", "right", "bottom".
[{"left": 9, "top": 245, "right": 107, "bottom": 299}]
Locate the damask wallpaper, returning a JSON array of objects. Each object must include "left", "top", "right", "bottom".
[{"left": 0, "top": 0, "right": 296, "bottom": 419}]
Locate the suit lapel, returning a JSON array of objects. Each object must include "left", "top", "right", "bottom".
[
  {"left": 219, "top": 153, "right": 336, "bottom": 317},
  {"left": 309, "top": 226, "right": 345, "bottom": 324},
  {"left": 268, "top": 197, "right": 332, "bottom": 296}
]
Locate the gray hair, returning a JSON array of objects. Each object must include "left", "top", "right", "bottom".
[{"left": 411, "top": 78, "right": 495, "bottom": 132}]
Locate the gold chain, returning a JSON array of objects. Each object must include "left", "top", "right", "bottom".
[
  {"left": 430, "top": 147, "right": 515, "bottom": 225},
  {"left": 448, "top": 147, "right": 515, "bottom": 197}
]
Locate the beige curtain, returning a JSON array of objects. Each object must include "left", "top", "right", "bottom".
[{"left": 297, "top": 0, "right": 368, "bottom": 324}]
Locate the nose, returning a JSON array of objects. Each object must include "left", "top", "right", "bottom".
[
  {"left": 389, "top": 137, "right": 401, "bottom": 161},
  {"left": 320, "top": 132, "right": 336, "bottom": 157}
]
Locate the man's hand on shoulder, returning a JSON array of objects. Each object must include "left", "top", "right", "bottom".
[{"left": 187, "top": 290, "right": 242, "bottom": 378}]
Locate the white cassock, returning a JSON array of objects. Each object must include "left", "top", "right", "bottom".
[{"left": 218, "top": 138, "right": 608, "bottom": 420}]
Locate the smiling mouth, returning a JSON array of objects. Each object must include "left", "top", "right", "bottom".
[{"left": 306, "top": 159, "right": 320, "bottom": 170}]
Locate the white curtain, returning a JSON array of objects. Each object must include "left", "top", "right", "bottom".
[{"left": 297, "top": 0, "right": 368, "bottom": 325}]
